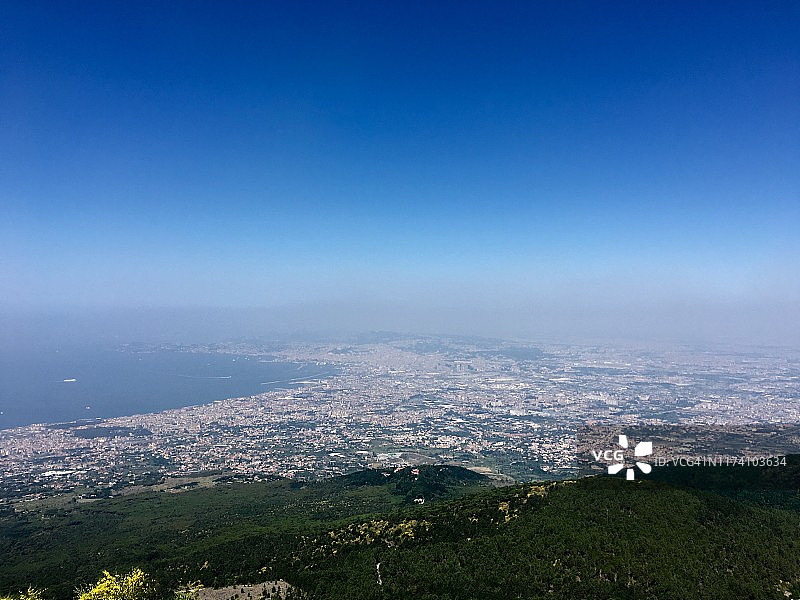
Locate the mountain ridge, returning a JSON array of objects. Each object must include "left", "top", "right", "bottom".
[{"left": 2, "top": 461, "right": 799, "bottom": 599}]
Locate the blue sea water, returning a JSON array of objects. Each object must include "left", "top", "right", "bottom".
[{"left": 0, "top": 348, "right": 334, "bottom": 429}]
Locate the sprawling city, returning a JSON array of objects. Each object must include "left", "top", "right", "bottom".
[{"left": 3, "top": 335, "right": 798, "bottom": 504}]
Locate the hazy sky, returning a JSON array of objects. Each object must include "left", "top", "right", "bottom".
[{"left": 2, "top": 2, "right": 799, "bottom": 343}]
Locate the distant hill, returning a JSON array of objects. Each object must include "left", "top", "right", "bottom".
[{"left": 1, "top": 461, "right": 799, "bottom": 599}]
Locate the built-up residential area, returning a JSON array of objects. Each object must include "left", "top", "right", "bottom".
[{"left": 2, "top": 336, "right": 798, "bottom": 503}]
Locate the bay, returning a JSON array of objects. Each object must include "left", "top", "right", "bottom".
[{"left": 0, "top": 348, "right": 334, "bottom": 429}]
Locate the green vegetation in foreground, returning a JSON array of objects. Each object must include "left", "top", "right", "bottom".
[
  {"left": 2, "top": 460, "right": 800, "bottom": 599},
  {"left": 0, "top": 466, "right": 488, "bottom": 598},
  {"left": 1, "top": 568, "right": 207, "bottom": 600}
]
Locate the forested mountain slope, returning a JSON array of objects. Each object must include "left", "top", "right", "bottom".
[{"left": 2, "top": 460, "right": 799, "bottom": 600}]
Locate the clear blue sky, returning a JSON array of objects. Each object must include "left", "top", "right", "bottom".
[{"left": 2, "top": 2, "right": 798, "bottom": 342}]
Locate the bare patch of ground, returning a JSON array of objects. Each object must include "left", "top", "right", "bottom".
[{"left": 196, "top": 580, "right": 292, "bottom": 600}]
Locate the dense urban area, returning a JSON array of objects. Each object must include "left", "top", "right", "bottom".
[{"left": 2, "top": 335, "right": 799, "bottom": 503}]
